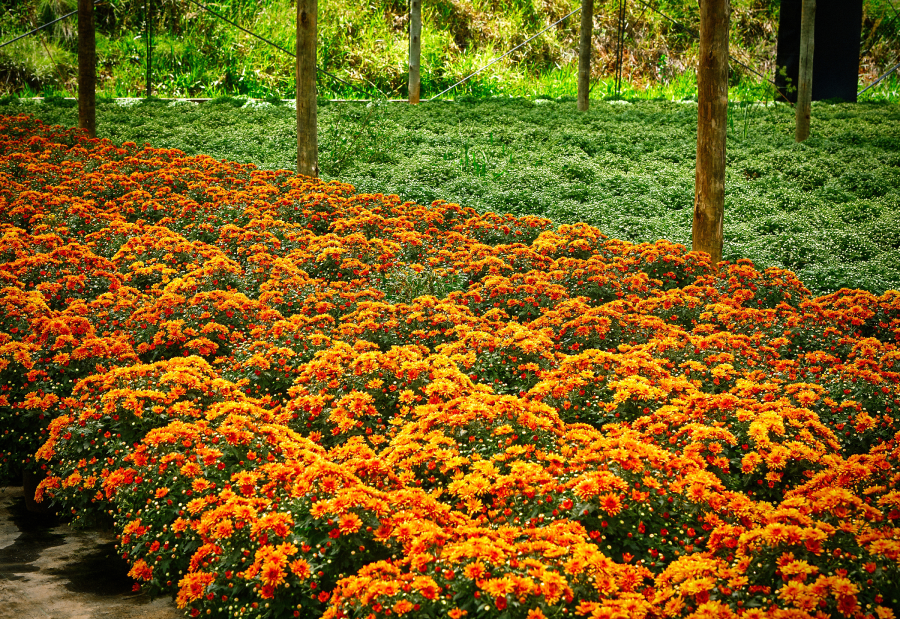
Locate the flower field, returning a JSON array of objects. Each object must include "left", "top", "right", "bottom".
[{"left": 2, "top": 112, "right": 900, "bottom": 619}]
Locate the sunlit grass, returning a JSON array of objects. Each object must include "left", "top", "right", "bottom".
[
  {"left": 3, "top": 95, "right": 897, "bottom": 296},
  {"left": 2, "top": 0, "right": 896, "bottom": 102}
]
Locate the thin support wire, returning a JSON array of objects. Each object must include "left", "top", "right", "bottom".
[
  {"left": 631, "top": 0, "right": 696, "bottom": 38},
  {"left": 860, "top": 0, "right": 900, "bottom": 93},
  {"left": 427, "top": 7, "right": 581, "bottom": 101},
  {"left": 729, "top": 55, "right": 773, "bottom": 87},
  {"left": 0, "top": 3, "right": 100, "bottom": 50},
  {"left": 184, "top": 0, "right": 384, "bottom": 98},
  {"left": 630, "top": 0, "right": 793, "bottom": 104},
  {"left": 859, "top": 58, "right": 900, "bottom": 94},
  {"left": 860, "top": 0, "right": 900, "bottom": 58},
  {"left": 615, "top": 0, "right": 627, "bottom": 96}
]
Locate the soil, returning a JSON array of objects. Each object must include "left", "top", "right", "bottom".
[{"left": 0, "top": 487, "right": 181, "bottom": 619}]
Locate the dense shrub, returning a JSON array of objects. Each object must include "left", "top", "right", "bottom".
[{"left": 0, "top": 114, "right": 898, "bottom": 619}]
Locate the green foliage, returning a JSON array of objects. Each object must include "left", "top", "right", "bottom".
[
  {"left": 2, "top": 0, "right": 897, "bottom": 101},
  {"left": 4, "top": 96, "right": 899, "bottom": 296},
  {"left": 377, "top": 264, "right": 469, "bottom": 305},
  {"left": 319, "top": 100, "right": 398, "bottom": 177}
]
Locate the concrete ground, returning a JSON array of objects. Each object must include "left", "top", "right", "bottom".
[{"left": 0, "top": 487, "right": 181, "bottom": 619}]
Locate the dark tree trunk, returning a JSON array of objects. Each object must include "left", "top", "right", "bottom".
[
  {"left": 78, "top": 0, "right": 96, "bottom": 138},
  {"left": 577, "top": 0, "right": 593, "bottom": 111},
  {"left": 408, "top": 0, "right": 422, "bottom": 104},
  {"left": 296, "top": 0, "right": 318, "bottom": 177},
  {"left": 795, "top": 0, "right": 815, "bottom": 142},
  {"left": 693, "top": 0, "right": 729, "bottom": 266}
]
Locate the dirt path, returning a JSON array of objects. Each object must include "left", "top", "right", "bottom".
[{"left": 0, "top": 487, "right": 181, "bottom": 619}]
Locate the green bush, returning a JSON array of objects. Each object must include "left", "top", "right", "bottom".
[{"left": 4, "top": 98, "right": 899, "bottom": 295}]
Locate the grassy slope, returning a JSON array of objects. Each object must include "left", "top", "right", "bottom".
[
  {"left": 0, "top": 0, "right": 897, "bottom": 100},
  {"left": 4, "top": 96, "right": 899, "bottom": 295}
]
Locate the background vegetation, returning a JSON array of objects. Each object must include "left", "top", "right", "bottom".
[
  {"left": 0, "top": 0, "right": 898, "bottom": 100},
  {"left": 1, "top": 0, "right": 897, "bottom": 294},
  {"left": 3, "top": 95, "right": 898, "bottom": 295}
]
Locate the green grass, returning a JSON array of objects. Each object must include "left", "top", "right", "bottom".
[
  {"left": 1, "top": 0, "right": 898, "bottom": 102},
  {"left": 2, "top": 95, "right": 898, "bottom": 296}
]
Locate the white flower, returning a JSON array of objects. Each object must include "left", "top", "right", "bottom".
[{"left": 242, "top": 99, "right": 273, "bottom": 110}]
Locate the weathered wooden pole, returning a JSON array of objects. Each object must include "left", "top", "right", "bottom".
[
  {"left": 795, "top": 0, "right": 815, "bottom": 142},
  {"left": 614, "top": 0, "right": 627, "bottom": 97},
  {"left": 692, "top": 0, "right": 729, "bottom": 266},
  {"left": 77, "top": 0, "right": 96, "bottom": 137},
  {"left": 408, "top": 0, "right": 421, "bottom": 104},
  {"left": 145, "top": 0, "right": 152, "bottom": 98},
  {"left": 577, "top": 0, "right": 593, "bottom": 111},
  {"left": 296, "top": 0, "right": 318, "bottom": 177}
]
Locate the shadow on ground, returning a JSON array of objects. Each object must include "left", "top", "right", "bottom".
[{"left": 0, "top": 487, "right": 180, "bottom": 619}]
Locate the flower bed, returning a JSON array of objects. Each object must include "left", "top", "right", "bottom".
[{"left": 2, "top": 113, "right": 899, "bottom": 619}]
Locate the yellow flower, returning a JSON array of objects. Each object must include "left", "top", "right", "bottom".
[
  {"left": 392, "top": 600, "right": 415, "bottom": 615},
  {"left": 175, "top": 571, "right": 215, "bottom": 608},
  {"left": 339, "top": 512, "right": 363, "bottom": 534},
  {"left": 290, "top": 558, "right": 311, "bottom": 579},
  {"left": 597, "top": 492, "right": 623, "bottom": 516},
  {"left": 463, "top": 561, "right": 486, "bottom": 580}
]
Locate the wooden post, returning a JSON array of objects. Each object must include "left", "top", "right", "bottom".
[
  {"left": 296, "top": 0, "right": 318, "bottom": 177},
  {"left": 577, "top": 0, "right": 593, "bottom": 111},
  {"left": 77, "top": 0, "right": 96, "bottom": 138},
  {"left": 408, "top": 0, "right": 421, "bottom": 104},
  {"left": 614, "top": 0, "right": 627, "bottom": 97},
  {"left": 795, "top": 0, "right": 815, "bottom": 142},
  {"left": 145, "top": 0, "right": 152, "bottom": 98},
  {"left": 692, "top": 0, "right": 729, "bottom": 267}
]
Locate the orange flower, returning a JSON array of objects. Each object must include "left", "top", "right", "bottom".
[
  {"left": 463, "top": 561, "right": 487, "bottom": 580},
  {"left": 598, "top": 493, "right": 623, "bottom": 516},
  {"left": 338, "top": 512, "right": 363, "bottom": 534},
  {"left": 392, "top": 600, "right": 415, "bottom": 615},
  {"left": 289, "top": 558, "right": 311, "bottom": 579},
  {"left": 127, "top": 559, "right": 153, "bottom": 582},
  {"left": 175, "top": 572, "right": 215, "bottom": 608},
  {"left": 260, "top": 559, "right": 287, "bottom": 588}
]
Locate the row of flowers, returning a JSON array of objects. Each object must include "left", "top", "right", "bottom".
[{"left": 2, "top": 113, "right": 899, "bottom": 619}]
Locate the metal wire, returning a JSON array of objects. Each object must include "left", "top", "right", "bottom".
[
  {"left": 0, "top": 7, "right": 84, "bottom": 50},
  {"left": 631, "top": 0, "right": 696, "bottom": 38},
  {"left": 860, "top": 0, "right": 900, "bottom": 60},
  {"left": 886, "top": 0, "right": 900, "bottom": 22},
  {"left": 427, "top": 7, "right": 581, "bottom": 101},
  {"left": 0, "top": 0, "right": 842, "bottom": 104},
  {"left": 859, "top": 58, "right": 900, "bottom": 94},
  {"left": 860, "top": 0, "right": 900, "bottom": 92},
  {"left": 630, "top": 0, "right": 793, "bottom": 104},
  {"left": 184, "top": 0, "right": 384, "bottom": 98}
]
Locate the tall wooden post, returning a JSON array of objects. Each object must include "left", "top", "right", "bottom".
[
  {"left": 145, "top": 0, "right": 152, "bottom": 98},
  {"left": 692, "top": 0, "right": 729, "bottom": 266},
  {"left": 614, "top": 0, "right": 627, "bottom": 97},
  {"left": 77, "top": 0, "right": 96, "bottom": 138},
  {"left": 795, "top": 0, "right": 815, "bottom": 142},
  {"left": 408, "top": 0, "right": 421, "bottom": 104},
  {"left": 577, "top": 0, "right": 593, "bottom": 111},
  {"left": 296, "top": 0, "right": 318, "bottom": 177}
]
